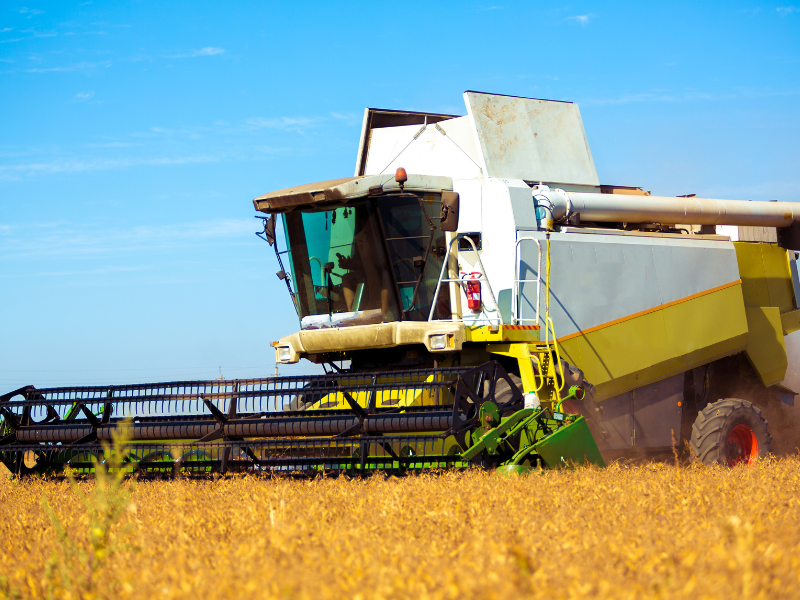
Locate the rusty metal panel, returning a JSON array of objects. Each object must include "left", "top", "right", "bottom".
[
  {"left": 738, "top": 226, "right": 778, "bottom": 243},
  {"left": 464, "top": 91, "right": 599, "bottom": 186}
]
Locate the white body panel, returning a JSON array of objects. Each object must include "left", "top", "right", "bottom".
[
  {"left": 448, "top": 178, "right": 528, "bottom": 327},
  {"left": 359, "top": 92, "right": 600, "bottom": 185},
  {"left": 363, "top": 117, "right": 483, "bottom": 180}
]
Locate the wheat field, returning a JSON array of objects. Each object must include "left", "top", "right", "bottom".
[{"left": 0, "top": 457, "right": 799, "bottom": 600}]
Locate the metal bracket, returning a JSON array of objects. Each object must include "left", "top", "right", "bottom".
[
  {"left": 441, "top": 361, "right": 524, "bottom": 449},
  {"left": 0, "top": 386, "right": 34, "bottom": 404}
]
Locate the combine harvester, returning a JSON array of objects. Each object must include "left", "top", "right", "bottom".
[{"left": 3, "top": 91, "right": 800, "bottom": 475}]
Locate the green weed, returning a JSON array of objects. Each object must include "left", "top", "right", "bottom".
[{"left": 40, "top": 420, "right": 138, "bottom": 599}]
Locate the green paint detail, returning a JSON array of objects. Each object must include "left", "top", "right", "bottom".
[
  {"left": 555, "top": 385, "right": 582, "bottom": 412},
  {"left": 479, "top": 401, "right": 500, "bottom": 428},
  {"left": 557, "top": 283, "right": 749, "bottom": 402},
  {"left": 534, "top": 416, "right": 605, "bottom": 469},
  {"left": 495, "top": 464, "right": 535, "bottom": 476},
  {"left": 459, "top": 407, "right": 605, "bottom": 471},
  {"left": 65, "top": 402, "right": 81, "bottom": 421},
  {"left": 744, "top": 306, "right": 788, "bottom": 386},
  {"left": 460, "top": 408, "right": 536, "bottom": 461}
]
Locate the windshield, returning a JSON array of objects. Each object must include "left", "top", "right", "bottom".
[
  {"left": 376, "top": 194, "right": 450, "bottom": 321},
  {"left": 282, "top": 195, "right": 450, "bottom": 329},
  {"left": 283, "top": 201, "right": 398, "bottom": 328}
]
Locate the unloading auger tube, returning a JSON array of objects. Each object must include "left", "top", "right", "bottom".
[
  {"left": 531, "top": 185, "right": 800, "bottom": 228},
  {"left": 0, "top": 361, "right": 604, "bottom": 476}
]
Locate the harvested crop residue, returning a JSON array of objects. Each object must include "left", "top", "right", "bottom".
[{"left": 1, "top": 458, "right": 799, "bottom": 599}]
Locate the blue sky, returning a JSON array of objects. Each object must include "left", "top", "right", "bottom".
[{"left": 1, "top": 1, "right": 799, "bottom": 389}]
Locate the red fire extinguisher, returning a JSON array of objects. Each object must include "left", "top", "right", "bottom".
[{"left": 461, "top": 272, "right": 482, "bottom": 312}]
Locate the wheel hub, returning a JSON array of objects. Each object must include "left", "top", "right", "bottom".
[{"left": 726, "top": 424, "right": 758, "bottom": 467}]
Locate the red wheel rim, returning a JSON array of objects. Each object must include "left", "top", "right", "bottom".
[{"left": 726, "top": 424, "right": 759, "bottom": 466}]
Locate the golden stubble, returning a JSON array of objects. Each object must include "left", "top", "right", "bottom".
[{"left": 0, "top": 457, "right": 799, "bottom": 599}]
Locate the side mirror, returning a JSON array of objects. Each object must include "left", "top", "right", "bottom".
[
  {"left": 440, "top": 191, "right": 460, "bottom": 232},
  {"left": 265, "top": 214, "right": 277, "bottom": 245}
]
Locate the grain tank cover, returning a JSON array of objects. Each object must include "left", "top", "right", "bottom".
[{"left": 464, "top": 91, "right": 600, "bottom": 186}]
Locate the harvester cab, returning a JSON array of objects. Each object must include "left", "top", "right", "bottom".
[{"left": 3, "top": 91, "right": 799, "bottom": 476}]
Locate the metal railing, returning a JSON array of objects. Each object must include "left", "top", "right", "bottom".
[
  {"left": 428, "top": 234, "right": 503, "bottom": 326},
  {"left": 0, "top": 366, "right": 472, "bottom": 426},
  {"left": 512, "top": 237, "right": 543, "bottom": 326}
]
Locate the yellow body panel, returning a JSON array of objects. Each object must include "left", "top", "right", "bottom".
[
  {"left": 734, "top": 242, "right": 795, "bottom": 312},
  {"left": 556, "top": 283, "right": 749, "bottom": 401},
  {"left": 485, "top": 343, "right": 539, "bottom": 393},
  {"left": 781, "top": 308, "right": 800, "bottom": 335},
  {"left": 744, "top": 306, "right": 788, "bottom": 386},
  {"left": 732, "top": 242, "right": 797, "bottom": 383},
  {"left": 306, "top": 373, "right": 449, "bottom": 410},
  {"left": 466, "top": 325, "right": 540, "bottom": 343}
]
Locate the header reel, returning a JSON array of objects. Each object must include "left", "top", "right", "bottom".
[{"left": 0, "top": 359, "right": 603, "bottom": 477}]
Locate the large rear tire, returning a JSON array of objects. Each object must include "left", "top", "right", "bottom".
[{"left": 690, "top": 398, "right": 771, "bottom": 466}]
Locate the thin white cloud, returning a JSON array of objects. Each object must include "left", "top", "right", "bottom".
[
  {"left": 330, "top": 112, "right": 361, "bottom": 126},
  {"left": 24, "top": 60, "right": 111, "bottom": 72},
  {"left": 777, "top": 6, "right": 799, "bottom": 14},
  {"left": 246, "top": 116, "right": 319, "bottom": 131},
  {"left": 1, "top": 38, "right": 22, "bottom": 43},
  {"left": 583, "top": 91, "right": 717, "bottom": 105},
  {"left": 84, "top": 141, "right": 135, "bottom": 148},
  {"left": 567, "top": 13, "right": 595, "bottom": 24},
  {"left": 0, "top": 219, "right": 257, "bottom": 261},
  {"left": 0, "top": 155, "right": 220, "bottom": 180},
  {"left": 21, "top": 265, "right": 150, "bottom": 278},
  {"left": 0, "top": 28, "right": 13, "bottom": 32},
  {"left": 739, "top": 7, "right": 761, "bottom": 16},
  {"left": 19, "top": 7, "right": 44, "bottom": 16},
  {"left": 0, "top": 225, "right": 16, "bottom": 234},
  {"left": 72, "top": 91, "right": 94, "bottom": 102},
  {"left": 0, "top": 111, "right": 348, "bottom": 181},
  {"left": 166, "top": 47, "right": 225, "bottom": 58},
  {"left": 21, "top": 28, "right": 57, "bottom": 37},
  {"left": 582, "top": 86, "right": 800, "bottom": 106}
]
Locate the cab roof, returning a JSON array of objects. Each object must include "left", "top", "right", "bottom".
[{"left": 253, "top": 174, "right": 452, "bottom": 213}]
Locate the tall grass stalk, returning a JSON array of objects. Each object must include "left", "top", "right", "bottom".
[{"left": 40, "top": 419, "right": 138, "bottom": 599}]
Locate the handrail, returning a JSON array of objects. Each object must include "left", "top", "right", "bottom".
[
  {"left": 512, "top": 237, "right": 542, "bottom": 326},
  {"left": 428, "top": 234, "right": 503, "bottom": 326},
  {"left": 308, "top": 256, "right": 325, "bottom": 285}
]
